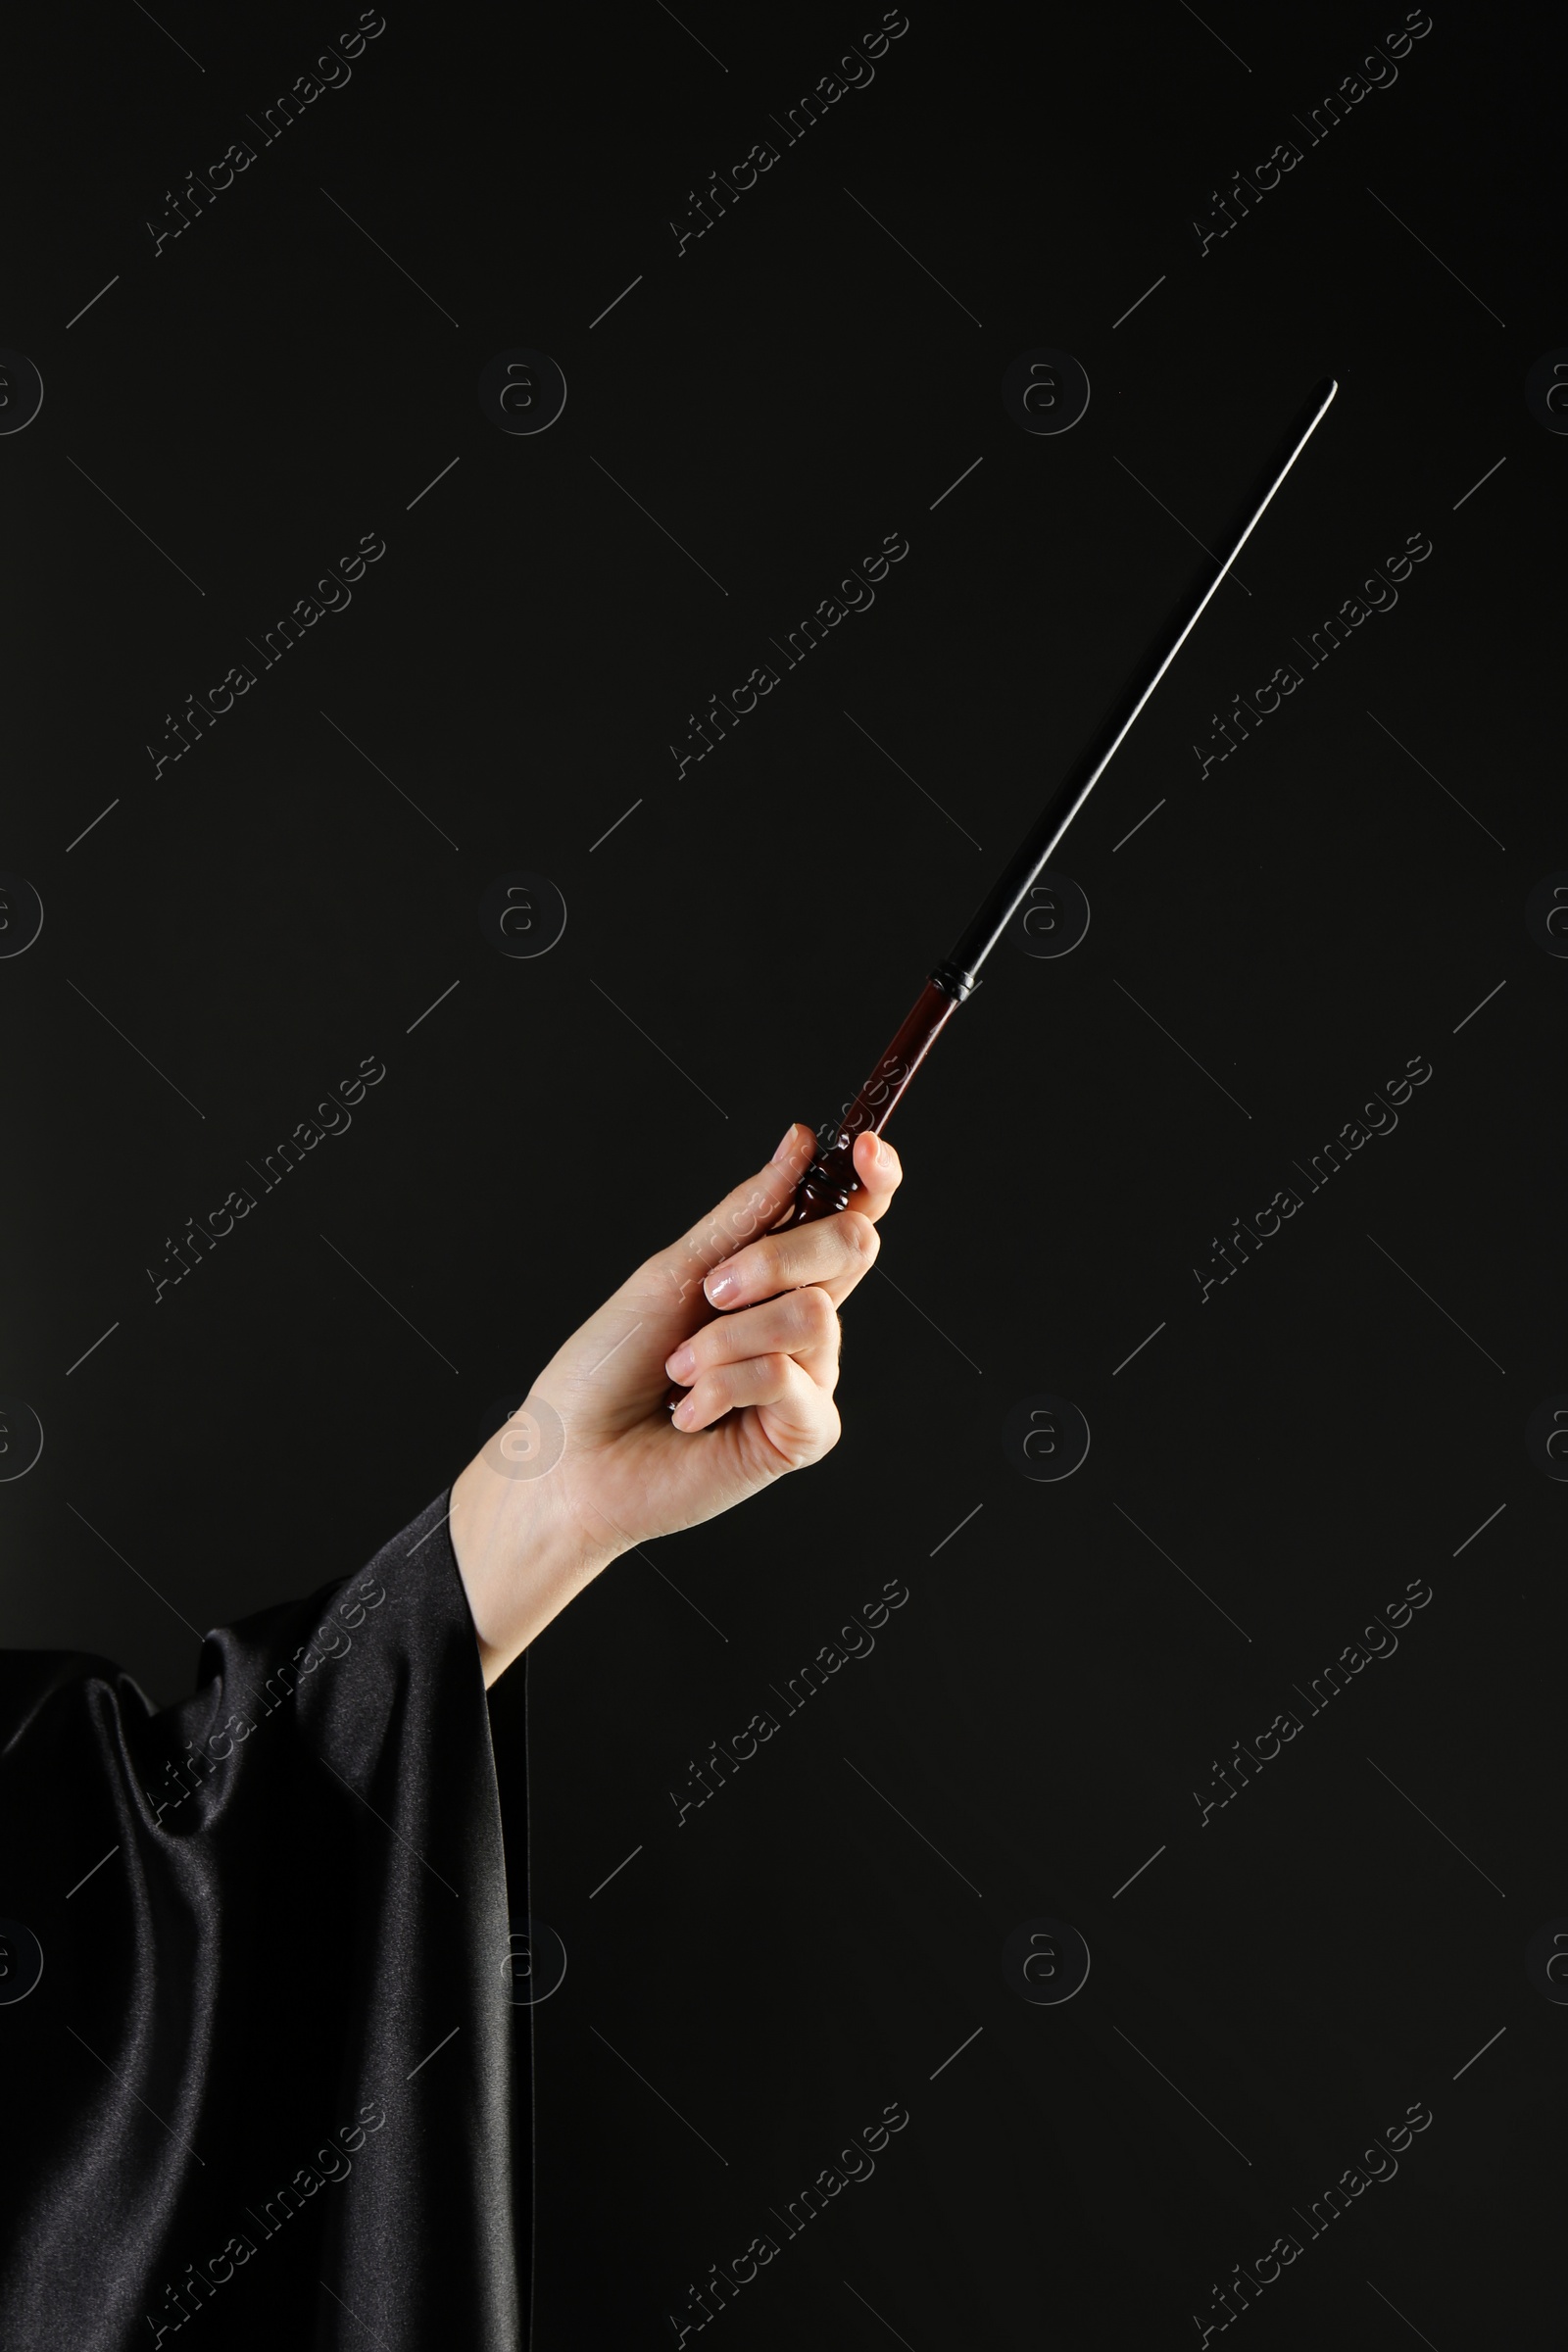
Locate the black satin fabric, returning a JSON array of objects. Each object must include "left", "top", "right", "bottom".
[{"left": 0, "top": 1491, "right": 527, "bottom": 2349}]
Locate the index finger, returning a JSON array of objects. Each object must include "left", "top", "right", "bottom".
[{"left": 641, "top": 1122, "right": 816, "bottom": 1312}]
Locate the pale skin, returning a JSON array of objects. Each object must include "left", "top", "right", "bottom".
[{"left": 449, "top": 1121, "right": 905, "bottom": 1687}]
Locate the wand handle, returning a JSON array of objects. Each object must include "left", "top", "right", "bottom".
[
  {"left": 783, "top": 374, "right": 1339, "bottom": 1230},
  {"left": 783, "top": 976, "right": 961, "bottom": 1226}
]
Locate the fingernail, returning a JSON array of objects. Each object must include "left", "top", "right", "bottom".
[
  {"left": 705, "top": 1267, "right": 741, "bottom": 1306},
  {"left": 770, "top": 1122, "right": 798, "bottom": 1163},
  {"left": 665, "top": 1343, "right": 696, "bottom": 1381},
  {"left": 672, "top": 1394, "right": 697, "bottom": 1428}
]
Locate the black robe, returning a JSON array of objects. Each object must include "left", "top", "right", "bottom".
[{"left": 0, "top": 1491, "right": 527, "bottom": 2349}]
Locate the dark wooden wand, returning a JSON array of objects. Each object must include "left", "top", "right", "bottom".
[{"left": 782, "top": 375, "right": 1338, "bottom": 1227}]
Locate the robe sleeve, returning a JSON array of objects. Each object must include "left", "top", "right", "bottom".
[{"left": 0, "top": 1489, "right": 526, "bottom": 2352}]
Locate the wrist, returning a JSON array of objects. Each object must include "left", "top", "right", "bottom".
[{"left": 450, "top": 1446, "right": 619, "bottom": 1686}]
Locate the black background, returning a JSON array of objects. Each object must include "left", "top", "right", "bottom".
[{"left": 4, "top": 0, "right": 1564, "bottom": 2342}]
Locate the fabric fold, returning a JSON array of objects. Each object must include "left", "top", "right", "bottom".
[{"left": 0, "top": 1490, "right": 524, "bottom": 2350}]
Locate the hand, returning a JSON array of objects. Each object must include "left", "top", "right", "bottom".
[{"left": 448, "top": 1121, "right": 904, "bottom": 1684}]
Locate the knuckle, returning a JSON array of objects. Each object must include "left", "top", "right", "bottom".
[
  {"left": 799, "top": 1286, "right": 837, "bottom": 1344},
  {"left": 775, "top": 1233, "right": 812, "bottom": 1285},
  {"left": 841, "top": 1209, "right": 878, "bottom": 1262}
]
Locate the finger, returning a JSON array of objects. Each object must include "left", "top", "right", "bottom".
[
  {"left": 672, "top": 1353, "right": 839, "bottom": 1465},
  {"left": 639, "top": 1122, "right": 816, "bottom": 1315},
  {"left": 701, "top": 1205, "right": 879, "bottom": 1314},
  {"left": 850, "top": 1131, "right": 904, "bottom": 1225},
  {"left": 664, "top": 1286, "right": 840, "bottom": 1390}
]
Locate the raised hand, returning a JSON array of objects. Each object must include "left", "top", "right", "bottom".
[{"left": 448, "top": 1121, "right": 904, "bottom": 1684}]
